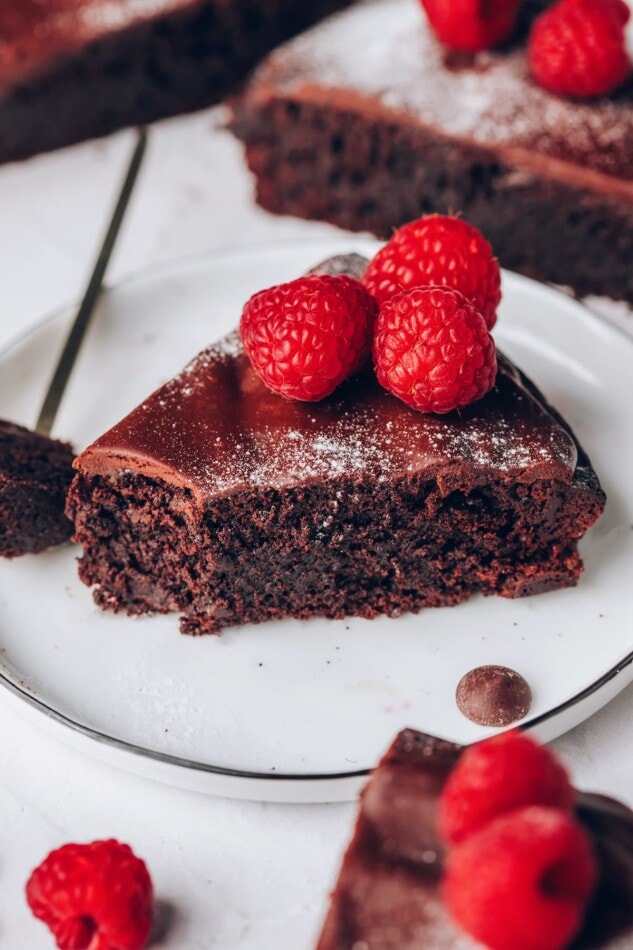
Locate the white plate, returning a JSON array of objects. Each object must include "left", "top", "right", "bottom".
[{"left": 1, "top": 239, "right": 632, "bottom": 803}]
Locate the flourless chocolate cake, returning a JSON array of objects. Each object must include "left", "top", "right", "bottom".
[
  {"left": 316, "top": 730, "right": 633, "bottom": 949},
  {"left": 67, "top": 257, "right": 605, "bottom": 636},
  {"left": 0, "top": 0, "right": 351, "bottom": 165},
  {"left": 231, "top": 0, "right": 633, "bottom": 305},
  {"left": 0, "top": 420, "right": 75, "bottom": 558}
]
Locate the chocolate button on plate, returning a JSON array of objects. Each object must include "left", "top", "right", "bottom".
[{"left": 456, "top": 665, "right": 532, "bottom": 727}]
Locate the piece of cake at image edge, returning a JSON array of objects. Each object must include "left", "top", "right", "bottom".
[
  {"left": 230, "top": 0, "right": 633, "bottom": 306},
  {"left": 0, "top": 0, "right": 352, "bottom": 164},
  {"left": 315, "top": 729, "right": 633, "bottom": 950},
  {"left": 66, "top": 249, "right": 605, "bottom": 637},
  {"left": 0, "top": 420, "right": 75, "bottom": 558}
]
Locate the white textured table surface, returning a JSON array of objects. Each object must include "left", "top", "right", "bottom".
[{"left": 0, "top": 110, "right": 632, "bottom": 949}]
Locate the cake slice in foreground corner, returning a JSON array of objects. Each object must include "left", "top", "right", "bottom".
[
  {"left": 67, "top": 256, "right": 605, "bottom": 636},
  {"left": 316, "top": 729, "right": 633, "bottom": 950}
]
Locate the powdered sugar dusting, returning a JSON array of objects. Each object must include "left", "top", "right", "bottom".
[
  {"left": 77, "top": 0, "right": 192, "bottom": 33},
  {"left": 420, "top": 415, "right": 568, "bottom": 472},
  {"left": 256, "top": 0, "right": 633, "bottom": 179},
  {"left": 84, "top": 332, "right": 579, "bottom": 499},
  {"left": 227, "top": 421, "right": 393, "bottom": 491}
]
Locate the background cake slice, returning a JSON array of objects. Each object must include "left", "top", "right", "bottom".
[
  {"left": 0, "top": 0, "right": 351, "bottom": 165},
  {"left": 231, "top": 0, "right": 633, "bottom": 305},
  {"left": 316, "top": 729, "right": 633, "bottom": 949},
  {"left": 67, "top": 255, "right": 605, "bottom": 636}
]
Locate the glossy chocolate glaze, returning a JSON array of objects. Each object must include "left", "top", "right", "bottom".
[
  {"left": 74, "top": 336, "right": 590, "bottom": 502},
  {"left": 0, "top": 0, "right": 196, "bottom": 88},
  {"left": 317, "top": 730, "right": 633, "bottom": 950}
]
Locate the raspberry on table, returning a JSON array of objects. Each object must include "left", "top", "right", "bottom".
[
  {"left": 419, "top": 0, "right": 521, "bottom": 51},
  {"left": 240, "top": 274, "right": 377, "bottom": 402},
  {"left": 363, "top": 214, "right": 501, "bottom": 330},
  {"left": 439, "top": 730, "right": 575, "bottom": 846},
  {"left": 443, "top": 806, "right": 597, "bottom": 950},
  {"left": 26, "top": 839, "right": 153, "bottom": 950},
  {"left": 528, "top": 0, "right": 631, "bottom": 99},
  {"left": 372, "top": 286, "right": 497, "bottom": 415}
]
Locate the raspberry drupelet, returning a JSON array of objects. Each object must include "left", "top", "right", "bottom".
[
  {"left": 419, "top": 0, "right": 522, "bottom": 52},
  {"left": 363, "top": 213, "right": 502, "bottom": 330},
  {"left": 439, "top": 729, "right": 575, "bottom": 846},
  {"left": 443, "top": 805, "right": 597, "bottom": 950},
  {"left": 26, "top": 839, "right": 153, "bottom": 950},
  {"left": 528, "top": 0, "right": 631, "bottom": 99},
  {"left": 372, "top": 286, "right": 497, "bottom": 414},
  {"left": 240, "top": 274, "right": 377, "bottom": 401}
]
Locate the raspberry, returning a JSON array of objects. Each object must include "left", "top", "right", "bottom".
[
  {"left": 443, "top": 806, "right": 597, "bottom": 950},
  {"left": 528, "top": 0, "right": 631, "bottom": 99},
  {"left": 439, "top": 731, "right": 575, "bottom": 846},
  {"left": 26, "top": 840, "right": 153, "bottom": 950},
  {"left": 419, "top": 0, "right": 521, "bottom": 51},
  {"left": 240, "top": 275, "right": 377, "bottom": 401},
  {"left": 363, "top": 215, "right": 501, "bottom": 329},
  {"left": 372, "top": 286, "right": 497, "bottom": 414}
]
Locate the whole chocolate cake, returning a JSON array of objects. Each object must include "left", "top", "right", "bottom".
[
  {"left": 316, "top": 730, "right": 633, "bottom": 949},
  {"left": 0, "top": 0, "right": 351, "bottom": 165},
  {"left": 67, "top": 256, "right": 605, "bottom": 635},
  {"left": 231, "top": 0, "right": 633, "bottom": 305}
]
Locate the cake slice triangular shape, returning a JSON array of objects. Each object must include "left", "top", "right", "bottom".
[
  {"left": 316, "top": 729, "right": 633, "bottom": 949},
  {"left": 68, "top": 257, "right": 605, "bottom": 635}
]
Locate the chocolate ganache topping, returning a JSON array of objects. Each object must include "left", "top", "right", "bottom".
[{"left": 74, "top": 336, "right": 582, "bottom": 502}]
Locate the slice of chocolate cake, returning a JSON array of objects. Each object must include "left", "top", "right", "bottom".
[
  {"left": 316, "top": 730, "right": 633, "bottom": 950},
  {"left": 66, "top": 255, "right": 605, "bottom": 636},
  {"left": 0, "top": 420, "right": 75, "bottom": 557},
  {"left": 231, "top": 0, "right": 633, "bottom": 305},
  {"left": 0, "top": 0, "right": 351, "bottom": 165}
]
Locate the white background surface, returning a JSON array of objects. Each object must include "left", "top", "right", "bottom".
[{"left": 1, "top": 110, "right": 633, "bottom": 948}]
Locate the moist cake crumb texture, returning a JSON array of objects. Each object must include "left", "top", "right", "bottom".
[{"left": 0, "top": 420, "right": 75, "bottom": 558}]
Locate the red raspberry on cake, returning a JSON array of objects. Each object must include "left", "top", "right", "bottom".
[
  {"left": 240, "top": 274, "right": 377, "bottom": 401},
  {"left": 439, "top": 730, "right": 575, "bottom": 846},
  {"left": 443, "top": 805, "right": 597, "bottom": 950},
  {"left": 419, "top": 0, "right": 521, "bottom": 51},
  {"left": 363, "top": 214, "right": 501, "bottom": 329},
  {"left": 528, "top": 0, "right": 632, "bottom": 99},
  {"left": 26, "top": 839, "right": 153, "bottom": 950},
  {"left": 372, "top": 286, "right": 497, "bottom": 414}
]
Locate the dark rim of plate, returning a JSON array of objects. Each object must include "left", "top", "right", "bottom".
[{"left": 1, "top": 650, "right": 632, "bottom": 782}]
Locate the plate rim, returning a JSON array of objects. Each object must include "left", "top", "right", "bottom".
[
  {"left": 6, "top": 237, "right": 633, "bottom": 367},
  {"left": 2, "top": 238, "right": 633, "bottom": 786},
  {"left": 1, "top": 647, "right": 632, "bottom": 783}
]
